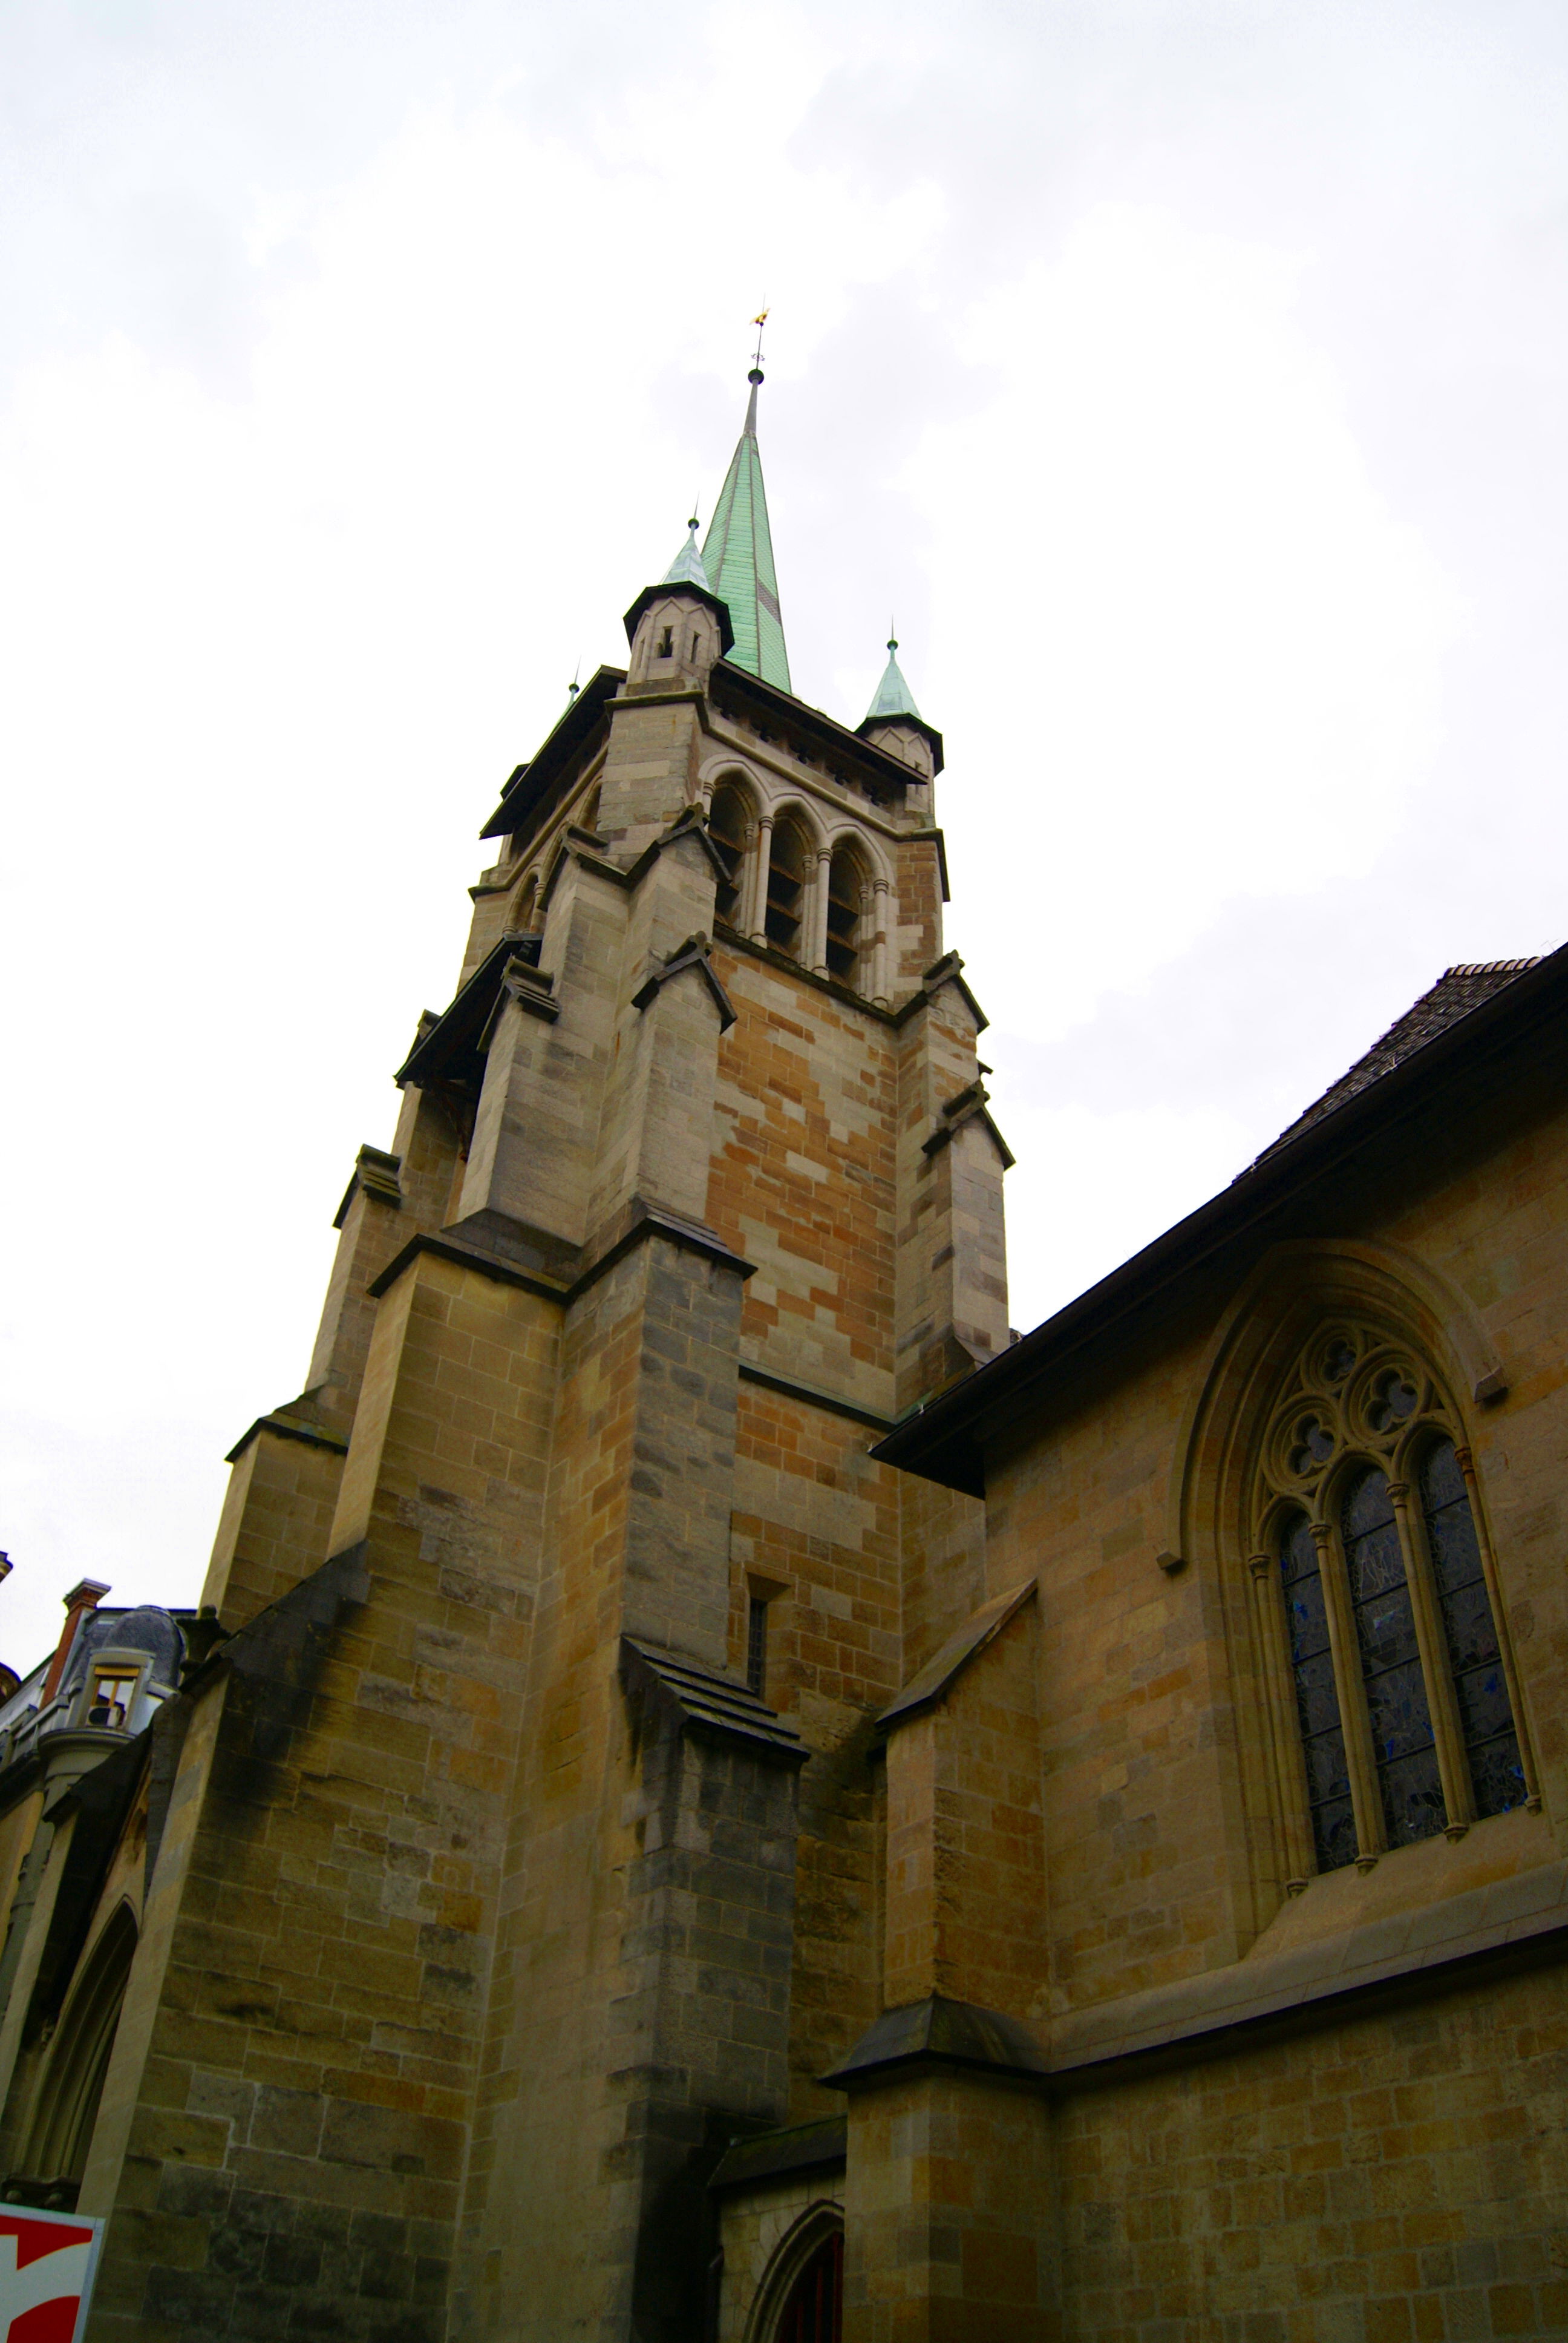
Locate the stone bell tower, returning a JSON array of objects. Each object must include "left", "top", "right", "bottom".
[{"left": 76, "top": 367, "right": 1011, "bottom": 2343}]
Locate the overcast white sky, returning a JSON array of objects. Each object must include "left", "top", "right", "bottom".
[{"left": 3, "top": 0, "right": 1566, "bottom": 1668}]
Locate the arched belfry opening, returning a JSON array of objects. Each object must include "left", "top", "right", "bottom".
[
  {"left": 708, "top": 779, "right": 751, "bottom": 928},
  {"left": 765, "top": 813, "right": 809, "bottom": 960},
  {"left": 825, "top": 839, "right": 867, "bottom": 990}
]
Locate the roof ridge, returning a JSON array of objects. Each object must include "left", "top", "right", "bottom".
[
  {"left": 1250, "top": 955, "right": 1538, "bottom": 1172},
  {"left": 1443, "top": 957, "right": 1540, "bottom": 978}
]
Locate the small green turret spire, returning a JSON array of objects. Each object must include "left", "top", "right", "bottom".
[
  {"left": 701, "top": 369, "right": 792, "bottom": 693},
  {"left": 662, "top": 516, "right": 712, "bottom": 592},
  {"left": 864, "top": 636, "right": 922, "bottom": 723}
]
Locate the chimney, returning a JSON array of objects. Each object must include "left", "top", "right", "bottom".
[{"left": 41, "top": 1579, "right": 111, "bottom": 1705}]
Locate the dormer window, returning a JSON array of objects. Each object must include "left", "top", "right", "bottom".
[{"left": 88, "top": 1666, "right": 140, "bottom": 1730}]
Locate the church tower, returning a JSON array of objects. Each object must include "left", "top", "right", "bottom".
[{"left": 67, "top": 367, "right": 1012, "bottom": 2341}]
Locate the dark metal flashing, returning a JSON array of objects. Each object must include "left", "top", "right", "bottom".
[
  {"left": 921, "top": 1080, "right": 1014, "bottom": 1172},
  {"left": 822, "top": 1996, "right": 1050, "bottom": 2091},
  {"left": 365, "top": 1231, "right": 566, "bottom": 1306},
  {"left": 479, "top": 666, "right": 624, "bottom": 839},
  {"left": 365, "top": 1205, "right": 756, "bottom": 1310},
  {"left": 711, "top": 923, "right": 898, "bottom": 1023},
  {"left": 224, "top": 1413, "right": 351, "bottom": 1467},
  {"left": 633, "top": 933, "right": 738, "bottom": 1034},
  {"left": 891, "top": 951, "right": 989, "bottom": 1038},
  {"left": 708, "top": 2118, "right": 846, "bottom": 2194},
  {"left": 708, "top": 658, "right": 933, "bottom": 791},
  {"left": 874, "top": 940, "right": 1568, "bottom": 1495},
  {"left": 877, "top": 1580, "right": 1036, "bottom": 1733},
  {"left": 395, "top": 934, "right": 545, "bottom": 1092},
  {"left": 569, "top": 1204, "right": 756, "bottom": 1301},
  {"left": 619, "top": 1636, "right": 807, "bottom": 1766},
  {"left": 737, "top": 1361, "right": 895, "bottom": 1435}
]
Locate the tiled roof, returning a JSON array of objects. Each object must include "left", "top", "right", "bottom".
[{"left": 1251, "top": 960, "right": 1540, "bottom": 1172}]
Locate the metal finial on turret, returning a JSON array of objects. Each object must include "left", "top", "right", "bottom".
[{"left": 864, "top": 635, "right": 923, "bottom": 724}]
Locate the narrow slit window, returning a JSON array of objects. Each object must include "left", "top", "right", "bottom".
[
  {"left": 746, "top": 1593, "right": 769, "bottom": 1698},
  {"left": 657, "top": 626, "right": 673, "bottom": 657},
  {"left": 1279, "top": 1513, "right": 1356, "bottom": 1872},
  {"left": 1342, "top": 1467, "right": 1445, "bottom": 1845},
  {"left": 1420, "top": 1439, "right": 1526, "bottom": 1817}
]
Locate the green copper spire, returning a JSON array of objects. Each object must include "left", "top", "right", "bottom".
[
  {"left": 864, "top": 636, "right": 922, "bottom": 723},
  {"left": 701, "top": 369, "right": 792, "bottom": 692},
  {"left": 662, "top": 516, "right": 712, "bottom": 592}
]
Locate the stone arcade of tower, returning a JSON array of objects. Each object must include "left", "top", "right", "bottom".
[{"left": 2, "top": 366, "right": 1567, "bottom": 2343}]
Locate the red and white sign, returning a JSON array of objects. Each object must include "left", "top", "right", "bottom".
[{"left": 0, "top": 2207, "right": 105, "bottom": 2343}]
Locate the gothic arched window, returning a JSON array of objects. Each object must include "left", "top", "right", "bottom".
[
  {"left": 1277, "top": 1512, "right": 1355, "bottom": 1873},
  {"left": 824, "top": 841, "right": 866, "bottom": 990},
  {"left": 20, "top": 1903, "right": 138, "bottom": 2201},
  {"left": 708, "top": 781, "right": 751, "bottom": 928},
  {"left": 765, "top": 816, "right": 809, "bottom": 959},
  {"left": 1254, "top": 1321, "right": 1528, "bottom": 1882},
  {"left": 1341, "top": 1465, "right": 1445, "bottom": 1847},
  {"left": 1421, "top": 1436, "right": 1524, "bottom": 1818}
]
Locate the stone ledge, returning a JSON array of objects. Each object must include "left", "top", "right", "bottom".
[
  {"left": 737, "top": 1361, "right": 894, "bottom": 1435},
  {"left": 822, "top": 1863, "right": 1568, "bottom": 2100},
  {"left": 1049, "top": 1855, "right": 1568, "bottom": 2082},
  {"left": 224, "top": 1414, "right": 351, "bottom": 1466}
]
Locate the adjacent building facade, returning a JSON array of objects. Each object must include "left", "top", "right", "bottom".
[{"left": 0, "top": 370, "right": 1563, "bottom": 2343}]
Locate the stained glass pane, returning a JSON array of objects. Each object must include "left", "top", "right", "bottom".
[
  {"left": 1279, "top": 1514, "right": 1354, "bottom": 1872},
  {"left": 1419, "top": 1440, "right": 1525, "bottom": 1819},
  {"left": 1342, "top": 1467, "right": 1445, "bottom": 1845}
]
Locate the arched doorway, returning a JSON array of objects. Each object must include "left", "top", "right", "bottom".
[{"left": 773, "top": 2227, "right": 841, "bottom": 2343}]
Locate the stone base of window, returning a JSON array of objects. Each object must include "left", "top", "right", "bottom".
[
  {"left": 1355, "top": 1853, "right": 1379, "bottom": 1875},
  {"left": 1445, "top": 1821, "right": 1470, "bottom": 1842},
  {"left": 1285, "top": 1877, "right": 1310, "bottom": 1897}
]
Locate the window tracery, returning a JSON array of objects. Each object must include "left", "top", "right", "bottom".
[{"left": 1253, "top": 1320, "right": 1527, "bottom": 1881}]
